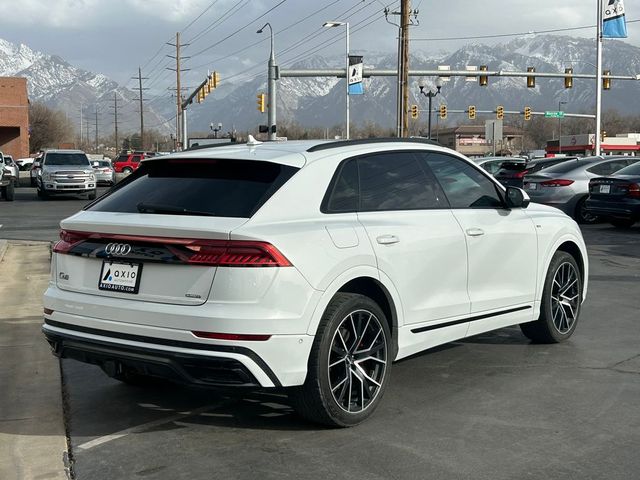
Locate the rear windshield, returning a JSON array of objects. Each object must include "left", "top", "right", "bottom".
[
  {"left": 44, "top": 153, "right": 90, "bottom": 166},
  {"left": 613, "top": 162, "right": 640, "bottom": 176},
  {"left": 498, "top": 161, "right": 526, "bottom": 171},
  {"left": 88, "top": 158, "right": 299, "bottom": 218},
  {"left": 95, "top": 160, "right": 111, "bottom": 167},
  {"left": 540, "top": 159, "right": 595, "bottom": 174}
]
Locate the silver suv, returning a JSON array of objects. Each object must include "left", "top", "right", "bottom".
[{"left": 36, "top": 150, "right": 97, "bottom": 200}]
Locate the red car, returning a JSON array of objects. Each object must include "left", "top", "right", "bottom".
[{"left": 112, "top": 152, "right": 146, "bottom": 174}]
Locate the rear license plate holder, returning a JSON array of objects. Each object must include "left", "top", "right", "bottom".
[{"left": 98, "top": 261, "right": 142, "bottom": 294}]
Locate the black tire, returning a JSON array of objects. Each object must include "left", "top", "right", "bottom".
[
  {"left": 575, "top": 196, "right": 598, "bottom": 224},
  {"left": 123, "top": 167, "right": 133, "bottom": 175},
  {"left": 30, "top": 176, "right": 36, "bottom": 187},
  {"left": 37, "top": 187, "right": 48, "bottom": 199},
  {"left": 290, "top": 293, "right": 392, "bottom": 427},
  {"left": 520, "top": 251, "right": 582, "bottom": 343},
  {"left": 5, "top": 182, "right": 14, "bottom": 201},
  {"left": 0, "top": 186, "right": 5, "bottom": 200},
  {"left": 610, "top": 218, "right": 635, "bottom": 229},
  {"left": 87, "top": 189, "right": 97, "bottom": 200}
]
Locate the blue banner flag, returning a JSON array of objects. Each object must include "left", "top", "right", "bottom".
[{"left": 602, "top": 0, "right": 627, "bottom": 38}]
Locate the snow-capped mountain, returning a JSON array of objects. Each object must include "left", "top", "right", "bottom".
[
  {"left": 2, "top": 34, "right": 639, "bottom": 137},
  {"left": 184, "top": 34, "right": 640, "bottom": 133},
  {"left": 0, "top": 38, "right": 170, "bottom": 135}
]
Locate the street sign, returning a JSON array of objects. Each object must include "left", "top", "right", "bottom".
[{"left": 544, "top": 111, "right": 565, "bottom": 118}]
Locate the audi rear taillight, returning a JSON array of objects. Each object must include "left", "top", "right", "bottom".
[
  {"left": 540, "top": 179, "right": 574, "bottom": 187},
  {"left": 53, "top": 230, "right": 91, "bottom": 254},
  {"left": 169, "top": 240, "right": 291, "bottom": 267}
]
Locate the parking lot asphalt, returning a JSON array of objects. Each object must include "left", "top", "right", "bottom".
[{"left": 1, "top": 195, "right": 639, "bottom": 480}]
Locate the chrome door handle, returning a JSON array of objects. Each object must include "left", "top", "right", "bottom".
[
  {"left": 466, "top": 228, "right": 485, "bottom": 237},
  {"left": 376, "top": 235, "right": 399, "bottom": 245}
]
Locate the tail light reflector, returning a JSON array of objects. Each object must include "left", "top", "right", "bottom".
[
  {"left": 540, "top": 179, "right": 574, "bottom": 187},
  {"left": 628, "top": 183, "right": 640, "bottom": 198},
  {"left": 192, "top": 331, "right": 271, "bottom": 341}
]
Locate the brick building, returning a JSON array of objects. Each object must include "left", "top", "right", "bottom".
[
  {"left": 0, "top": 77, "right": 29, "bottom": 159},
  {"left": 436, "top": 125, "right": 524, "bottom": 157}
]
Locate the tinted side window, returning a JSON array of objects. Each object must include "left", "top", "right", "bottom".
[
  {"left": 422, "top": 153, "right": 504, "bottom": 209},
  {"left": 325, "top": 159, "right": 359, "bottom": 213},
  {"left": 587, "top": 160, "right": 632, "bottom": 176},
  {"left": 358, "top": 152, "right": 442, "bottom": 211}
]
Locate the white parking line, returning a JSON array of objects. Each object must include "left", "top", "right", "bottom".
[{"left": 76, "top": 402, "right": 224, "bottom": 451}]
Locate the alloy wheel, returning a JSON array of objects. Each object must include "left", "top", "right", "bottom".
[
  {"left": 327, "top": 309, "right": 387, "bottom": 413},
  {"left": 550, "top": 262, "right": 580, "bottom": 334}
]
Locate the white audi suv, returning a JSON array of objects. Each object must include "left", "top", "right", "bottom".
[{"left": 42, "top": 138, "right": 588, "bottom": 427}]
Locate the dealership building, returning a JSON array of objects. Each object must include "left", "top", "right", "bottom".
[
  {"left": 546, "top": 133, "right": 640, "bottom": 156},
  {"left": 0, "top": 77, "right": 29, "bottom": 160}
]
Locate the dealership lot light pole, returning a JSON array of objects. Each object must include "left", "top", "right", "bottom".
[{"left": 324, "top": 21, "right": 349, "bottom": 140}]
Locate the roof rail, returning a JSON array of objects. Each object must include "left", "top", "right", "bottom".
[
  {"left": 184, "top": 141, "right": 238, "bottom": 151},
  {"left": 306, "top": 137, "right": 442, "bottom": 153}
]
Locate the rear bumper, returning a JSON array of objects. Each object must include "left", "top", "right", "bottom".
[
  {"left": 42, "top": 312, "right": 315, "bottom": 388},
  {"left": 43, "top": 320, "right": 273, "bottom": 387},
  {"left": 585, "top": 198, "right": 640, "bottom": 219}
]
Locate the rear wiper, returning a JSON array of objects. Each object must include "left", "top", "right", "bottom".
[{"left": 136, "top": 202, "right": 215, "bottom": 216}]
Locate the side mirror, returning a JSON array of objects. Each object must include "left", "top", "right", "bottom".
[{"left": 505, "top": 186, "right": 530, "bottom": 209}]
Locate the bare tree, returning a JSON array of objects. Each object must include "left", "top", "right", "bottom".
[{"left": 29, "top": 102, "right": 74, "bottom": 153}]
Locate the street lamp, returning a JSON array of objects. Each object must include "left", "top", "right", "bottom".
[
  {"left": 418, "top": 78, "right": 443, "bottom": 140},
  {"left": 210, "top": 122, "right": 222, "bottom": 139},
  {"left": 323, "top": 21, "right": 349, "bottom": 140},
  {"left": 558, "top": 100, "right": 567, "bottom": 154},
  {"left": 257, "top": 23, "right": 277, "bottom": 141}
]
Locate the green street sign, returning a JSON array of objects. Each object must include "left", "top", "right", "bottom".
[{"left": 544, "top": 111, "right": 565, "bottom": 118}]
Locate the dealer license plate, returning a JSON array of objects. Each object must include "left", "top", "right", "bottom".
[
  {"left": 98, "top": 261, "right": 142, "bottom": 294},
  {"left": 599, "top": 185, "right": 611, "bottom": 194}
]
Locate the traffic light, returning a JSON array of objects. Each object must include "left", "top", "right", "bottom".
[
  {"left": 439, "top": 104, "right": 447, "bottom": 119},
  {"left": 527, "top": 67, "right": 536, "bottom": 88},
  {"left": 257, "top": 93, "right": 266, "bottom": 113},
  {"left": 468, "top": 105, "right": 476, "bottom": 120},
  {"left": 496, "top": 105, "right": 504, "bottom": 120},
  {"left": 210, "top": 71, "right": 220, "bottom": 88},
  {"left": 601, "top": 130, "right": 607, "bottom": 142},
  {"left": 603, "top": 70, "right": 612, "bottom": 90},
  {"left": 479, "top": 65, "right": 488, "bottom": 87},
  {"left": 524, "top": 106, "right": 532, "bottom": 121},
  {"left": 410, "top": 104, "right": 418, "bottom": 119},
  {"left": 564, "top": 68, "right": 573, "bottom": 89}
]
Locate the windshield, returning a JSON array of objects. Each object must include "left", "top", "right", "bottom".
[
  {"left": 44, "top": 153, "right": 90, "bottom": 166},
  {"left": 612, "top": 162, "right": 640, "bottom": 176}
]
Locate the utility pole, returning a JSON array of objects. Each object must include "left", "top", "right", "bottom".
[
  {"left": 110, "top": 92, "right": 119, "bottom": 153},
  {"left": 400, "top": 0, "right": 410, "bottom": 137},
  {"left": 167, "top": 33, "right": 189, "bottom": 150},
  {"left": 132, "top": 67, "right": 149, "bottom": 151},
  {"left": 386, "top": 3, "right": 417, "bottom": 137},
  {"left": 79, "top": 103, "right": 83, "bottom": 146},
  {"left": 94, "top": 107, "right": 99, "bottom": 153}
]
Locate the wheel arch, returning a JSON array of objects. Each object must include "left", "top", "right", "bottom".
[
  {"left": 305, "top": 268, "right": 403, "bottom": 359},
  {"left": 540, "top": 234, "right": 589, "bottom": 302}
]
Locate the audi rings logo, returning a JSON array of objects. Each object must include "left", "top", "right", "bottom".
[{"left": 105, "top": 243, "right": 132, "bottom": 256}]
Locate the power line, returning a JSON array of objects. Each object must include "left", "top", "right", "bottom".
[
  {"left": 182, "top": 0, "right": 222, "bottom": 33},
  {"left": 411, "top": 18, "right": 640, "bottom": 42},
  {"left": 186, "top": 0, "right": 249, "bottom": 45},
  {"left": 189, "top": 0, "right": 289, "bottom": 58}
]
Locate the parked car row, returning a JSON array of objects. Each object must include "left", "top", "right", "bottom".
[{"left": 474, "top": 154, "right": 640, "bottom": 225}]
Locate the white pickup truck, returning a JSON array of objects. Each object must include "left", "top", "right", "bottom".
[{"left": 0, "top": 152, "right": 16, "bottom": 201}]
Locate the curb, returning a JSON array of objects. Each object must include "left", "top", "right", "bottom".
[{"left": 0, "top": 239, "right": 8, "bottom": 264}]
